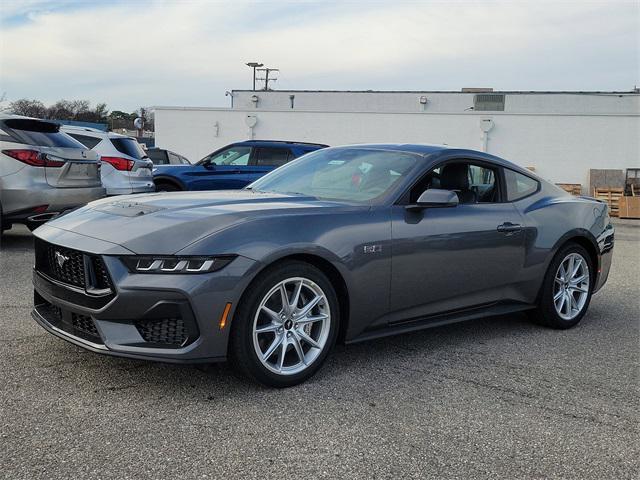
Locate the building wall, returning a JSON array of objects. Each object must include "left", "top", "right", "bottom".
[{"left": 155, "top": 91, "right": 639, "bottom": 192}]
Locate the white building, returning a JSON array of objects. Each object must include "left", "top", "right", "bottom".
[{"left": 154, "top": 89, "right": 639, "bottom": 191}]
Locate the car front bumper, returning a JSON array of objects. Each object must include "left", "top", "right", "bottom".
[{"left": 31, "top": 234, "right": 260, "bottom": 364}]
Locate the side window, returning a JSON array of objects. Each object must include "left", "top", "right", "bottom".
[
  {"left": 168, "top": 152, "right": 181, "bottom": 164},
  {"left": 206, "top": 146, "right": 251, "bottom": 166},
  {"left": 68, "top": 133, "right": 101, "bottom": 149},
  {"left": 409, "top": 162, "right": 499, "bottom": 204},
  {"left": 467, "top": 164, "right": 498, "bottom": 203},
  {"left": 254, "top": 147, "right": 291, "bottom": 167},
  {"left": 147, "top": 150, "right": 167, "bottom": 164},
  {"left": 504, "top": 169, "right": 539, "bottom": 201}
]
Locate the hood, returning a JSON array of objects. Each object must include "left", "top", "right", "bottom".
[{"left": 45, "top": 190, "right": 346, "bottom": 254}]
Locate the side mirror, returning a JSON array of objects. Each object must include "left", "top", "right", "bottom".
[
  {"left": 204, "top": 162, "right": 216, "bottom": 169},
  {"left": 406, "top": 189, "right": 459, "bottom": 211}
]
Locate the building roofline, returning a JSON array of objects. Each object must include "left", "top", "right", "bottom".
[{"left": 231, "top": 89, "right": 639, "bottom": 95}]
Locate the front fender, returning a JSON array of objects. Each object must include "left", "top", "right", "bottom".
[{"left": 152, "top": 175, "right": 187, "bottom": 190}]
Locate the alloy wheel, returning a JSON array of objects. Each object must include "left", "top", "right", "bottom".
[
  {"left": 252, "top": 277, "right": 331, "bottom": 375},
  {"left": 553, "top": 252, "right": 590, "bottom": 320}
]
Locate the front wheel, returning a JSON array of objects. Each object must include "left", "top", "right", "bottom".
[
  {"left": 230, "top": 261, "right": 339, "bottom": 387},
  {"left": 530, "top": 243, "right": 594, "bottom": 329}
]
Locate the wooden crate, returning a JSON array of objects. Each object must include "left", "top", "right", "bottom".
[
  {"left": 556, "top": 183, "right": 582, "bottom": 196},
  {"left": 619, "top": 196, "right": 640, "bottom": 219},
  {"left": 594, "top": 187, "right": 624, "bottom": 217}
]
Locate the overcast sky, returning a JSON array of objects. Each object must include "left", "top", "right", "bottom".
[{"left": 1, "top": 0, "right": 638, "bottom": 112}]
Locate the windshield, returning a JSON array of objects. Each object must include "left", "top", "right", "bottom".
[{"left": 249, "top": 147, "right": 418, "bottom": 203}]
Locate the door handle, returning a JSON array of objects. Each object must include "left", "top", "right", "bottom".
[{"left": 497, "top": 222, "right": 522, "bottom": 233}]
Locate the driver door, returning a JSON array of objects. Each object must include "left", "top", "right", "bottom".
[{"left": 389, "top": 160, "right": 525, "bottom": 323}]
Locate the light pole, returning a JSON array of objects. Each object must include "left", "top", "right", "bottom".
[{"left": 246, "top": 62, "right": 263, "bottom": 91}]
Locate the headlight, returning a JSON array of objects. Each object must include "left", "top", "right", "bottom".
[{"left": 120, "top": 255, "right": 235, "bottom": 274}]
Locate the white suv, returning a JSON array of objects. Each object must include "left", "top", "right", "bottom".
[{"left": 61, "top": 126, "right": 154, "bottom": 195}]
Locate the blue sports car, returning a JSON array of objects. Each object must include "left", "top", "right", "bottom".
[{"left": 152, "top": 140, "right": 328, "bottom": 191}]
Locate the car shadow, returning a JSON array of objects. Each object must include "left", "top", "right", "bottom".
[{"left": 61, "top": 311, "right": 537, "bottom": 398}]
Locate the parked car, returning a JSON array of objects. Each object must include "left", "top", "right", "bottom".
[
  {"left": 61, "top": 126, "right": 154, "bottom": 195},
  {"left": 0, "top": 115, "right": 104, "bottom": 234},
  {"left": 146, "top": 148, "right": 190, "bottom": 165},
  {"left": 30, "top": 144, "right": 614, "bottom": 387},
  {"left": 152, "top": 140, "right": 328, "bottom": 191}
]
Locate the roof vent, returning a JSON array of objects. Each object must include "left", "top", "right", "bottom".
[{"left": 473, "top": 94, "right": 505, "bottom": 111}]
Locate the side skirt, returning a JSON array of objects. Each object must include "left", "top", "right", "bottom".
[{"left": 345, "top": 301, "right": 535, "bottom": 345}]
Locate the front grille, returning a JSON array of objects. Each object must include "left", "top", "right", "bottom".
[
  {"left": 39, "top": 241, "right": 85, "bottom": 288},
  {"left": 91, "top": 256, "right": 113, "bottom": 290},
  {"left": 34, "top": 239, "right": 113, "bottom": 293},
  {"left": 135, "top": 318, "right": 187, "bottom": 347}
]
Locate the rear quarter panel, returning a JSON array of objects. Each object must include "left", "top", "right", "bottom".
[{"left": 515, "top": 182, "right": 613, "bottom": 300}]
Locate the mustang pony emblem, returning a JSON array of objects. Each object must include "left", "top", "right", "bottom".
[{"left": 55, "top": 251, "right": 69, "bottom": 268}]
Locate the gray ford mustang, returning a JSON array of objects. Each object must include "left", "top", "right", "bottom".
[{"left": 31, "top": 144, "right": 614, "bottom": 387}]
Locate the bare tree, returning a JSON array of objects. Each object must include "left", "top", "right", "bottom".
[{"left": 8, "top": 99, "right": 47, "bottom": 118}]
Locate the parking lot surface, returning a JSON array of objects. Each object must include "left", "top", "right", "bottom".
[{"left": 1, "top": 223, "right": 638, "bottom": 479}]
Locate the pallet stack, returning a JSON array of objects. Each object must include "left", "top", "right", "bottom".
[
  {"left": 594, "top": 187, "right": 624, "bottom": 217},
  {"left": 556, "top": 183, "right": 582, "bottom": 196}
]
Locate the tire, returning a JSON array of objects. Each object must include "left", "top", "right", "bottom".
[
  {"left": 529, "top": 243, "right": 594, "bottom": 329},
  {"left": 155, "top": 182, "right": 180, "bottom": 192},
  {"left": 229, "top": 260, "right": 340, "bottom": 388}
]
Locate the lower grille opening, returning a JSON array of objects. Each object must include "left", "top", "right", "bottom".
[
  {"left": 35, "top": 293, "right": 103, "bottom": 345},
  {"left": 71, "top": 312, "right": 100, "bottom": 340},
  {"left": 135, "top": 318, "right": 187, "bottom": 347}
]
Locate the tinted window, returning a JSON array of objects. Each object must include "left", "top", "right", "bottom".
[
  {"left": 180, "top": 156, "right": 191, "bottom": 164},
  {"left": 505, "top": 169, "right": 539, "bottom": 201},
  {"left": 68, "top": 133, "right": 101, "bottom": 149},
  {"left": 250, "top": 148, "right": 417, "bottom": 204},
  {"left": 111, "top": 138, "right": 146, "bottom": 159},
  {"left": 202, "top": 146, "right": 251, "bottom": 166},
  {"left": 255, "top": 147, "right": 291, "bottom": 167},
  {"left": 147, "top": 149, "right": 168, "bottom": 164},
  {"left": 468, "top": 164, "right": 498, "bottom": 203},
  {"left": 409, "top": 162, "right": 499, "bottom": 203},
  {"left": 168, "top": 152, "right": 182, "bottom": 164},
  {"left": 2, "top": 119, "right": 84, "bottom": 148}
]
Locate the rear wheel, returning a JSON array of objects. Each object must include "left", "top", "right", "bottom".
[
  {"left": 530, "top": 243, "right": 594, "bottom": 329},
  {"left": 230, "top": 261, "right": 339, "bottom": 387},
  {"left": 155, "top": 182, "right": 180, "bottom": 192}
]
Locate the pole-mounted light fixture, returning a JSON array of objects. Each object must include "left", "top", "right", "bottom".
[{"left": 246, "top": 62, "right": 264, "bottom": 91}]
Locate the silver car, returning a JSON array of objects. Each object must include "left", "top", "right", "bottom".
[
  {"left": 0, "top": 115, "right": 105, "bottom": 234},
  {"left": 61, "top": 126, "right": 154, "bottom": 195}
]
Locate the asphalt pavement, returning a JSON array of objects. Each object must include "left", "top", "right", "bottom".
[{"left": 1, "top": 222, "right": 638, "bottom": 479}]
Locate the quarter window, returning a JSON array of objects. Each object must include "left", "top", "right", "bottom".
[{"left": 504, "top": 169, "right": 539, "bottom": 201}]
